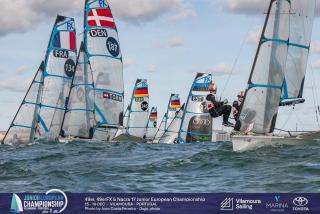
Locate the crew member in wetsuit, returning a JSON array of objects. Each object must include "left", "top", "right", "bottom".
[
  {"left": 206, "top": 83, "right": 233, "bottom": 127},
  {"left": 232, "top": 91, "right": 245, "bottom": 121}
]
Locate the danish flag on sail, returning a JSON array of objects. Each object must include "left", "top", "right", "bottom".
[{"left": 87, "top": 8, "right": 115, "bottom": 28}]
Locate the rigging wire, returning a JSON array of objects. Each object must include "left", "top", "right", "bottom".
[
  {"left": 310, "top": 65, "right": 320, "bottom": 128},
  {"left": 219, "top": 20, "right": 256, "bottom": 98}
]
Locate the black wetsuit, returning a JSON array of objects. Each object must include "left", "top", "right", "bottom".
[
  {"left": 206, "top": 94, "right": 232, "bottom": 123},
  {"left": 232, "top": 100, "right": 241, "bottom": 120}
]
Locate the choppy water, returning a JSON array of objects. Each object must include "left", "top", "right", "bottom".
[{"left": 1, "top": 140, "right": 320, "bottom": 193}]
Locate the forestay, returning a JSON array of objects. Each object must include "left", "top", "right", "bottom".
[
  {"left": 2, "top": 63, "right": 44, "bottom": 145},
  {"left": 127, "top": 79, "right": 149, "bottom": 138},
  {"left": 159, "top": 104, "right": 184, "bottom": 144},
  {"left": 153, "top": 114, "right": 167, "bottom": 142},
  {"left": 165, "top": 94, "right": 181, "bottom": 129},
  {"left": 178, "top": 73, "right": 213, "bottom": 143},
  {"left": 238, "top": 0, "right": 290, "bottom": 134},
  {"left": 36, "top": 16, "right": 77, "bottom": 139},
  {"left": 281, "top": 0, "right": 315, "bottom": 102},
  {"left": 61, "top": 42, "right": 96, "bottom": 138},
  {"left": 84, "top": 0, "right": 124, "bottom": 140},
  {"left": 145, "top": 107, "right": 158, "bottom": 140}
]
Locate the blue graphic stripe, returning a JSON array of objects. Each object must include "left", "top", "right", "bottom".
[
  {"left": 185, "top": 111, "right": 210, "bottom": 115},
  {"left": 43, "top": 72, "right": 73, "bottom": 80},
  {"left": 249, "top": 84, "right": 282, "bottom": 90},
  {"left": 24, "top": 102, "right": 65, "bottom": 111},
  {"left": 94, "top": 103, "right": 107, "bottom": 124},
  {"left": 67, "top": 109, "right": 94, "bottom": 112},
  {"left": 11, "top": 124, "right": 34, "bottom": 129},
  {"left": 262, "top": 38, "right": 310, "bottom": 50},
  {"left": 73, "top": 83, "right": 94, "bottom": 87},
  {"left": 38, "top": 115, "right": 49, "bottom": 133}
]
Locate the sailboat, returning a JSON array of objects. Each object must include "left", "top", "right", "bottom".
[
  {"left": 113, "top": 79, "right": 149, "bottom": 142},
  {"left": 159, "top": 104, "right": 185, "bottom": 144},
  {"left": 127, "top": 79, "right": 149, "bottom": 138},
  {"left": 153, "top": 114, "right": 168, "bottom": 143},
  {"left": 1, "top": 63, "right": 44, "bottom": 145},
  {"left": 232, "top": 0, "right": 316, "bottom": 151},
  {"left": 36, "top": 15, "right": 77, "bottom": 140},
  {"left": 60, "top": 42, "right": 96, "bottom": 140},
  {"left": 2, "top": 15, "right": 77, "bottom": 144},
  {"left": 178, "top": 73, "right": 214, "bottom": 143},
  {"left": 84, "top": 0, "right": 124, "bottom": 141},
  {"left": 165, "top": 94, "right": 181, "bottom": 129},
  {"left": 145, "top": 107, "right": 158, "bottom": 141}
]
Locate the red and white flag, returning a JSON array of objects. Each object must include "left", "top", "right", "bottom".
[{"left": 88, "top": 8, "right": 115, "bottom": 28}]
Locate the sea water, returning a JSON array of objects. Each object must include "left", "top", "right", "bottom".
[{"left": 0, "top": 141, "right": 319, "bottom": 192}]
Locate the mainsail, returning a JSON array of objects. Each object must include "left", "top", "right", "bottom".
[
  {"left": 36, "top": 16, "right": 77, "bottom": 139},
  {"left": 145, "top": 107, "right": 158, "bottom": 140},
  {"left": 159, "top": 104, "right": 185, "bottom": 144},
  {"left": 153, "top": 114, "right": 167, "bottom": 142},
  {"left": 2, "top": 62, "right": 44, "bottom": 145},
  {"left": 237, "top": 0, "right": 290, "bottom": 134},
  {"left": 281, "top": 0, "right": 315, "bottom": 104},
  {"left": 178, "top": 73, "right": 213, "bottom": 143},
  {"left": 60, "top": 42, "right": 96, "bottom": 138},
  {"left": 84, "top": 0, "right": 124, "bottom": 140},
  {"left": 127, "top": 79, "right": 149, "bottom": 138},
  {"left": 165, "top": 94, "right": 181, "bottom": 129}
]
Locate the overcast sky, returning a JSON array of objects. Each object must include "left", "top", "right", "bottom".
[{"left": 0, "top": 0, "right": 320, "bottom": 132}]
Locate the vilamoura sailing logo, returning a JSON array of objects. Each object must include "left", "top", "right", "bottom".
[{"left": 10, "top": 194, "right": 23, "bottom": 213}]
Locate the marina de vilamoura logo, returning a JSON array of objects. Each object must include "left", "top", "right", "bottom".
[{"left": 10, "top": 189, "right": 68, "bottom": 213}]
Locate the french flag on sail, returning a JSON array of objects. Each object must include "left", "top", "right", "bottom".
[{"left": 53, "top": 32, "right": 76, "bottom": 51}]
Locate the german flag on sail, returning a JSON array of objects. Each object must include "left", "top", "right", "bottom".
[
  {"left": 170, "top": 100, "right": 181, "bottom": 109},
  {"left": 150, "top": 112, "right": 157, "bottom": 119},
  {"left": 134, "top": 87, "right": 148, "bottom": 97}
]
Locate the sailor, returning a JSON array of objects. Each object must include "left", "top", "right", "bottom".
[
  {"left": 206, "top": 83, "right": 233, "bottom": 127},
  {"left": 232, "top": 91, "right": 245, "bottom": 121}
]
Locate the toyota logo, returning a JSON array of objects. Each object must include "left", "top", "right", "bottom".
[{"left": 293, "top": 197, "right": 308, "bottom": 207}]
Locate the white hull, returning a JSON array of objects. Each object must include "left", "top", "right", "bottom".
[{"left": 232, "top": 134, "right": 310, "bottom": 152}]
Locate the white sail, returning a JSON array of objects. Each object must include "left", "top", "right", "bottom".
[
  {"left": 127, "top": 79, "right": 149, "bottom": 138},
  {"left": 165, "top": 94, "right": 181, "bottom": 129},
  {"left": 237, "top": 0, "right": 290, "bottom": 134},
  {"left": 281, "top": 0, "right": 315, "bottom": 103},
  {"left": 178, "top": 73, "right": 213, "bottom": 143},
  {"left": 36, "top": 16, "right": 77, "bottom": 139},
  {"left": 153, "top": 114, "right": 167, "bottom": 142},
  {"left": 84, "top": 0, "right": 124, "bottom": 141},
  {"left": 2, "top": 63, "right": 44, "bottom": 145},
  {"left": 114, "top": 105, "right": 129, "bottom": 138},
  {"left": 61, "top": 42, "right": 96, "bottom": 138},
  {"left": 145, "top": 107, "right": 158, "bottom": 140},
  {"left": 159, "top": 104, "right": 184, "bottom": 144}
]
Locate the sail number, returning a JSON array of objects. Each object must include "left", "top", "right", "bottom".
[
  {"left": 64, "top": 59, "right": 76, "bottom": 77},
  {"left": 191, "top": 96, "right": 204, "bottom": 102},
  {"left": 141, "top": 101, "right": 149, "bottom": 111},
  {"left": 106, "top": 37, "right": 120, "bottom": 57}
]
